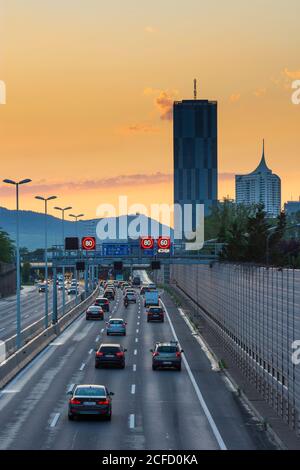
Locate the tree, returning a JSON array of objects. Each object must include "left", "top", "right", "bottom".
[
  {"left": 0, "top": 229, "right": 15, "bottom": 263},
  {"left": 220, "top": 220, "right": 248, "bottom": 261},
  {"left": 22, "top": 261, "right": 31, "bottom": 284},
  {"left": 245, "top": 204, "right": 270, "bottom": 263}
]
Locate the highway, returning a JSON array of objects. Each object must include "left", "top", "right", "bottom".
[
  {"left": 0, "top": 285, "right": 81, "bottom": 343},
  {"left": 0, "top": 273, "right": 275, "bottom": 450}
]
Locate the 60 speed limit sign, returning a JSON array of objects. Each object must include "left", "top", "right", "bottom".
[
  {"left": 81, "top": 236, "right": 96, "bottom": 251},
  {"left": 157, "top": 237, "right": 171, "bottom": 250},
  {"left": 140, "top": 237, "right": 154, "bottom": 250}
]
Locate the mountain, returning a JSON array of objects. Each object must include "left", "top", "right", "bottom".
[{"left": 0, "top": 207, "right": 173, "bottom": 250}]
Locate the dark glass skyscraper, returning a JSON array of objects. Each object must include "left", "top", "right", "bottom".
[{"left": 173, "top": 99, "right": 218, "bottom": 234}]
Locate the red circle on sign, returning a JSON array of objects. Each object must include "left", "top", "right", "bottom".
[
  {"left": 82, "top": 236, "right": 96, "bottom": 251},
  {"left": 157, "top": 237, "right": 171, "bottom": 250},
  {"left": 140, "top": 237, "right": 154, "bottom": 250}
]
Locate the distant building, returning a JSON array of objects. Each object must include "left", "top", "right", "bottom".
[
  {"left": 173, "top": 98, "right": 218, "bottom": 236},
  {"left": 235, "top": 141, "right": 281, "bottom": 217},
  {"left": 284, "top": 201, "right": 300, "bottom": 216}
]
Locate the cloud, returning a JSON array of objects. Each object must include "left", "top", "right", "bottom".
[
  {"left": 253, "top": 87, "right": 266, "bottom": 97},
  {"left": 0, "top": 173, "right": 173, "bottom": 196},
  {"left": 283, "top": 68, "right": 300, "bottom": 80},
  {"left": 229, "top": 93, "right": 241, "bottom": 103},
  {"left": 155, "top": 90, "right": 178, "bottom": 121},
  {"left": 120, "top": 123, "right": 159, "bottom": 134},
  {"left": 145, "top": 26, "right": 157, "bottom": 33}
]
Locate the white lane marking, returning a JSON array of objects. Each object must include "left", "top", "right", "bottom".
[
  {"left": 137, "top": 322, "right": 140, "bottom": 326},
  {"left": 50, "top": 413, "right": 60, "bottom": 428},
  {"left": 67, "top": 384, "right": 75, "bottom": 394},
  {"left": 134, "top": 349, "right": 137, "bottom": 355},
  {"left": 101, "top": 328, "right": 104, "bottom": 333},
  {"left": 135, "top": 338, "right": 139, "bottom": 343},
  {"left": 129, "top": 414, "right": 135, "bottom": 429},
  {"left": 88, "top": 349, "right": 93, "bottom": 355},
  {"left": 0, "top": 327, "right": 5, "bottom": 332},
  {"left": 131, "top": 384, "right": 136, "bottom": 395},
  {"left": 0, "top": 390, "right": 19, "bottom": 394},
  {"left": 24, "top": 315, "right": 29, "bottom": 319},
  {"left": 79, "top": 363, "right": 86, "bottom": 371},
  {"left": 95, "top": 336, "right": 100, "bottom": 342},
  {"left": 138, "top": 316, "right": 140, "bottom": 320},
  {"left": 160, "top": 299, "right": 227, "bottom": 451},
  {"left": 136, "top": 329, "right": 139, "bottom": 334},
  {"left": 133, "top": 364, "right": 136, "bottom": 372},
  {"left": 178, "top": 308, "right": 219, "bottom": 372}
]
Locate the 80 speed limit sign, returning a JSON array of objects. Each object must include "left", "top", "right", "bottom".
[
  {"left": 140, "top": 237, "right": 154, "bottom": 250},
  {"left": 81, "top": 236, "right": 96, "bottom": 251}
]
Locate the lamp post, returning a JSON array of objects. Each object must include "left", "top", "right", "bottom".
[
  {"left": 266, "top": 223, "right": 300, "bottom": 267},
  {"left": 54, "top": 206, "right": 72, "bottom": 317},
  {"left": 35, "top": 195, "right": 57, "bottom": 329},
  {"left": 69, "top": 214, "right": 84, "bottom": 302},
  {"left": 3, "top": 178, "right": 31, "bottom": 349},
  {"left": 69, "top": 213, "right": 84, "bottom": 238}
]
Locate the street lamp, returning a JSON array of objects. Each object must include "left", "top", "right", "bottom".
[
  {"left": 35, "top": 195, "right": 57, "bottom": 329},
  {"left": 3, "top": 178, "right": 32, "bottom": 349},
  {"left": 69, "top": 213, "right": 84, "bottom": 237},
  {"left": 266, "top": 223, "right": 300, "bottom": 267},
  {"left": 54, "top": 206, "right": 72, "bottom": 317}
]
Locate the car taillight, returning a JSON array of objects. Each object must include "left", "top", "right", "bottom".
[
  {"left": 70, "top": 398, "right": 81, "bottom": 405},
  {"left": 97, "top": 399, "right": 109, "bottom": 405},
  {"left": 115, "top": 351, "right": 124, "bottom": 357},
  {"left": 153, "top": 352, "right": 159, "bottom": 357},
  {"left": 176, "top": 352, "right": 181, "bottom": 357},
  {"left": 96, "top": 351, "right": 104, "bottom": 357}
]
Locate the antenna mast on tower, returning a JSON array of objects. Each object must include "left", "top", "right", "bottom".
[{"left": 194, "top": 78, "right": 197, "bottom": 100}]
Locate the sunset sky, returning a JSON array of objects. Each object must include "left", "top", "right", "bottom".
[{"left": 0, "top": 0, "right": 299, "bottom": 221}]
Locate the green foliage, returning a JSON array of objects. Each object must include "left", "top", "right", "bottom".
[
  {"left": 21, "top": 261, "right": 31, "bottom": 284},
  {"left": 0, "top": 229, "right": 15, "bottom": 263}
]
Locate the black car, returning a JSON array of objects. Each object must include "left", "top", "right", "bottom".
[
  {"left": 68, "top": 384, "right": 114, "bottom": 420},
  {"left": 103, "top": 289, "right": 115, "bottom": 300},
  {"left": 86, "top": 305, "right": 104, "bottom": 321},
  {"left": 94, "top": 297, "right": 110, "bottom": 312},
  {"left": 38, "top": 285, "right": 46, "bottom": 293},
  {"left": 95, "top": 343, "right": 127, "bottom": 369},
  {"left": 147, "top": 306, "right": 164, "bottom": 322}
]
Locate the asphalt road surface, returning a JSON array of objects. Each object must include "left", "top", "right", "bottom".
[
  {"left": 0, "top": 285, "right": 80, "bottom": 342},
  {"left": 0, "top": 278, "right": 275, "bottom": 450}
]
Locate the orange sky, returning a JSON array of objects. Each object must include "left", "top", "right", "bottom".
[{"left": 0, "top": 0, "right": 300, "bottom": 220}]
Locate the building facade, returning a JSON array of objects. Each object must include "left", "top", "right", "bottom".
[
  {"left": 173, "top": 99, "right": 218, "bottom": 237},
  {"left": 284, "top": 201, "right": 300, "bottom": 217},
  {"left": 235, "top": 141, "right": 281, "bottom": 217}
]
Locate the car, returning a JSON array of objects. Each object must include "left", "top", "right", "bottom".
[
  {"left": 68, "top": 287, "right": 77, "bottom": 295},
  {"left": 132, "top": 276, "right": 141, "bottom": 286},
  {"left": 38, "top": 284, "right": 46, "bottom": 293},
  {"left": 106, "top": 318, "right": 127, "bottom": 336},
  {"left": 86, "top": 305, "right": 104, "bottom": 321},
  {"left": 104, "top": 289, "right": 115, "bottom": 300},
  {"left": 94, "top": 297, "right": 110, "bottom": 312},
  {"left": 150, "top": 341, "right": 183, "bottom": 371},
  {"left": 147, "top": 306, "right": 164, "bottom": 322},
  {"left": 125, "top": 292, "right": 137, "bottom": 303},
  {"left": 68, "top": 384, "right": 114, "bottom": 420},
  {"left": 124, "top": 288, "right": 135, "bottom": 297},
  {"left": 95, "top": 343, "right": 127, "bottom": 368},
  {"left": 121, "top": 283, "right": 131, "bottom": 291}
]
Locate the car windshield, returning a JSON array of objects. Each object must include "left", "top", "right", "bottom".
[
  {"left": 75, "top": 386, "right": 106, "bottom": 397},
  {"left": 100, "top": 346, "right": 120, "bottom": 353},
  {"left": 157, "top": 346, "right": 177, "bottom": 353},
  {"left": 149, "top": 308, "right": 163, "bottom": 313},
  {"left": 110, "top": 320, "right": 124, "bottom": 325},
  {"left": 89, "top": 307, "right": 100, "bottom": 311}
]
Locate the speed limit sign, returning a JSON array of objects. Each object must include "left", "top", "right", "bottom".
[
  {"left": 81, "top": 236, "right": 96, "bottom": 251},
  {"left": 157, "top": 237, "right": 171, "bottom": 250},
  {"left": 140, "top": 237, "right": 154, "bottom": 250}
]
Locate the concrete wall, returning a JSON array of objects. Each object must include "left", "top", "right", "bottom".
[
  {"left": 171, "top": 263, "right": 300, "bottom": 433},
  {"left": 0, "top": 263, "right": 16, "bottom": 298}
]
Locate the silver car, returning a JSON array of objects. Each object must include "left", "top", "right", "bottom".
[
  {"left": 106, "top": 318, "right": 127, "bottom": 336},
  {"left": 151, "top": 341, "right": 184, "bottom": 371}
]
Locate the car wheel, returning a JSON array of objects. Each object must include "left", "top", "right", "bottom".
[
  {"left": 152, "top": 365, "right": 157, "bottom": 371},
  {"left": 177, "top": 365, "right": 181, "bottom": 371},
  {"left": 107, "top": 332, "right": 110, "bottom": 336},
  {"left": 120, "top": 364, "right": 125, "bottom": 369},
  {"left": 105, "top": 412, "right": 112, "bottom": 421},
  {"left": 147, "top": 319, "right": 149, "bottom": 322},
  {"left": 95, "top": 363, "right": 99, "bottom": 369},
  {"left": 68, "top": 414, "right": 74, "bottom": 421},
  {"left": 123, "top": 333, "right": 126, "bottom": 336}
]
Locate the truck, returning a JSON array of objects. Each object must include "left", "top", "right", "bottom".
[{"left": 144, "top": 290, "right": 159, "bottom": 307}]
